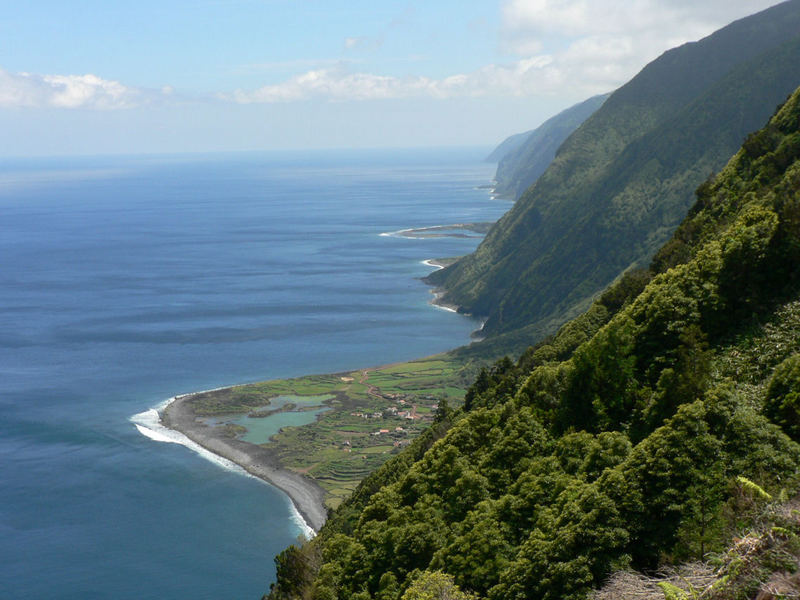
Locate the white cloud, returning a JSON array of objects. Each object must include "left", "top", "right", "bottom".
[
  {"left": 0, "top": 68, "right": 145, "bottom": 109},
  {"left": 502, "top": 0, "right": 780, "bottom": 38},
  {"left": 231, "top": 1, "right": 785, "bottom": 105},
  {"left": 228, "top": 55, "right": 606, "bottom": 105},
  {"left": 341, "top": 34, "right": 386, "bottom": 53},
  {"left": 226, "top": 57, "right": 561, "bottom": 104},
  {"left": 229, "top": 68, "right": 413, "bottom": 103},
  {"left": 4, "top": 1, "right": 785, "bottom": 114},
  {"left": 500, "top": 0, "right": 784, "bottom": 94},
  {"left": 344, "top": 37, "right": 362, "bottom": 49}
]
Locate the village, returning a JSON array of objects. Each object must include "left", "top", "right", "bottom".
[
  {"left": 347, "top": 393, "right": 440, "bottom": 450},
  {"left": 186, "top": 355, "right": 469, "bottom": 508}
]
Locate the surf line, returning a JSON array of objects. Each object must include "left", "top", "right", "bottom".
[{"left": 130, "top": 397, "right": 315, "bottom": 539}]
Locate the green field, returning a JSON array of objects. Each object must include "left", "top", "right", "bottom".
[{"left": 186, "top": 353, "right": 482, "bottom": 508}]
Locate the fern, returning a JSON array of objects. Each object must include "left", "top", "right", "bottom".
[
  {"left": 657, "top": 581, "right": 693, "bottom": 600},
  {"left": 736, "top": 476, "right": 773, "bottom": 501}
]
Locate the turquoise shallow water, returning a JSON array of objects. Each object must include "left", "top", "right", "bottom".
[
  {"left": 215, "top": 394, "right": 334, "bottom": 444},
  {"left": 0, "top": 148, "right": 508, "bottom": 599}
]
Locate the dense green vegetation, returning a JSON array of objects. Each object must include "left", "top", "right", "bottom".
[
  {"left": 490, "top": 94, "right": 609, "bottom": 200},
  {"left": 265, "top": 85, "right": 800, "bottom": 600},
  {"left": 427, "top": 0, "right": 800, "bottom": 346},
  {"left": 592, "top": 488, "right": 800, "bottom": 599}
]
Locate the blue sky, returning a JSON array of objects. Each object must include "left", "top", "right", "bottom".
[
  {"left": 0, "top": 0, "right": 785, "bottom": 156},
  {"left": 3, "top": 1, "right": 501, "bottom": 90}
]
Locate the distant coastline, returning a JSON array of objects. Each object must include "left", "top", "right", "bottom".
[
  {"left": 151, "top": 253, "right": 470, "bottom": 535},
  {"left": 151, "top": 219, "right": 496, "bottom": 535},
  {"left": 421, "top": 258, "right": 448, "bottom": 270},
  {"left": 429, "top": 288, "right": 460, "bottom": 314},
  {"left": 421, "top": 259, "right": 464, "bottom": 314},
  {"left": 159, "top": 394, "right": 327, "bottom": 533},
  {"left": 380, "top": 222, "right": 493, "bottom": 239}
]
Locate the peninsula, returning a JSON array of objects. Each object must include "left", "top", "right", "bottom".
[
  {"left": 159, "top": 352, "right": 479, "bottom": 532},
  {"left": 155, "top": 220, "right": 496, "bottom": 531},
  {"left": 161, "top": 392, "right": 329, "bottom": 532}
]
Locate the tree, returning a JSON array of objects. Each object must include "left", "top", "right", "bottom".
[
  {"left": 401, "top": 571, "right": 477, "bottom": 600},
  {"left": 642, "top": 324, "right": 712, "bottom": 432},
  {"left": 269, "top": 539, "right": 319, "bottom": 600},
  {"left": 765, "top": 353, "right": 800, "bottom": 441}
]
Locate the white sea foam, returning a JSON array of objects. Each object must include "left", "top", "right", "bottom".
[
  {"left": 379, "top": 227, "right": 424, "bottom": 239},
  {"left": 130, "top": 397, "right": 315, "bottom": 538},
  {"left": 286, "top": 498, "right": 316, "bottom": 539},
  {"left": 472, "top": 319, "right": 488, "bottom": 341},
  {"left": 134, "top": 422, "right": 175, "bottom": 443},
  {"left": 130, "top": 399, "right": 250, "bottom": 477},
  {"left": 421, "top": 259, "right": 444, "bottom": 270},
  {"left": 432, "top": 303, "right": 457, "bottom": 313},
  {"left": 380, "top": 224, "right": 457, "bottom": 240},
  {"left": 429, "top": 290, "right": 458, "bottom": 313}
]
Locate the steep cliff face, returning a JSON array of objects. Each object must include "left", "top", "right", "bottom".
[
  {"left": 427, "top": 0, "right": 800, "bottom": 343},
  {"left": 490, "top": 94, "right": 609, "bottom": 201},
  {"left": 485, "top": 130, "right": 531, "bottom": 164},
  {"left": 269, "top": 82, "right": 800, "bottom": 600}
]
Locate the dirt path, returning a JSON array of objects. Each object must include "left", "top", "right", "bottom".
[{"left": 359, "top": 369, "right": 383, "bottom": 401}]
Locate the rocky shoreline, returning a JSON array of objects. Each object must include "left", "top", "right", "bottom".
[{"left": 161, "top": 393, "right": 328, "bottom": 533}]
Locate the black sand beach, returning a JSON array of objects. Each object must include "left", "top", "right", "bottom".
[{"left": 161, "top": 394, "right": 328, "bottom": 532}]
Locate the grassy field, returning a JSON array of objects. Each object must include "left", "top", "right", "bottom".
[{"left": 188, "top": 353, "right": 481, "bottom": 508}]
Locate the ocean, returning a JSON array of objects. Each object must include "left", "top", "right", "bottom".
[{"left": 0, "top": 149, "right": 507, "bottom": 599}]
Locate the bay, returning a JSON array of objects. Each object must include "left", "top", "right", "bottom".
[{"left": 0, "top": 148, "right": 506, "bottom": 599}]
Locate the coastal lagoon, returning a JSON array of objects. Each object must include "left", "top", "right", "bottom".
[
  {"left": 0, "top": 149, "right": 507, "bottom": 599},
  {"left": 209, "top": 395, "right": 334, "bottom": 445}
]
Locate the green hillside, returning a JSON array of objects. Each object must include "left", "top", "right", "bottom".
[
  {"left": 485, "top": 130, "right": 531, "bottom": 164},
  {"left": 266, "top": 84, "right": 800, "bottom": 600},
  {"left": 427, "top": 0, "right": 800, "bottom": 344},
  {"left": 490, "top": 94, "right": 609, "bottom": 200}
]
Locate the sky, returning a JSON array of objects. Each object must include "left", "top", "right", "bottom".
[{"left": 0, "top": 0, "right": 787, "bottom": 156}]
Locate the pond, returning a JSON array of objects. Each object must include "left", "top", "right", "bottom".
[{"left": 213, "top": 395, "right": 333, "bottom": 444}]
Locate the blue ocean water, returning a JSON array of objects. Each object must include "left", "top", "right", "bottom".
[{"left": 0, "top": 149, "right": 506, "bottom": 599}]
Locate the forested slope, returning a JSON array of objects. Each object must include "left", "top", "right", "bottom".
[
  {"left": 486, "top": 130, "right": 530, "bottom": 164},
  {"left": 490, "top": 94, "right": 608, "bottom": 200},
  {"left": 267, "top": 84, "right": 800, "bottom": 600},
  {"left": 427, "top": 0, "right": 800, "bottom": 344}
]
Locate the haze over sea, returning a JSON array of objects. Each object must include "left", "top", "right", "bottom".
[{"left": 0, "top": 149, "right": 505, "bottom": 599}]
